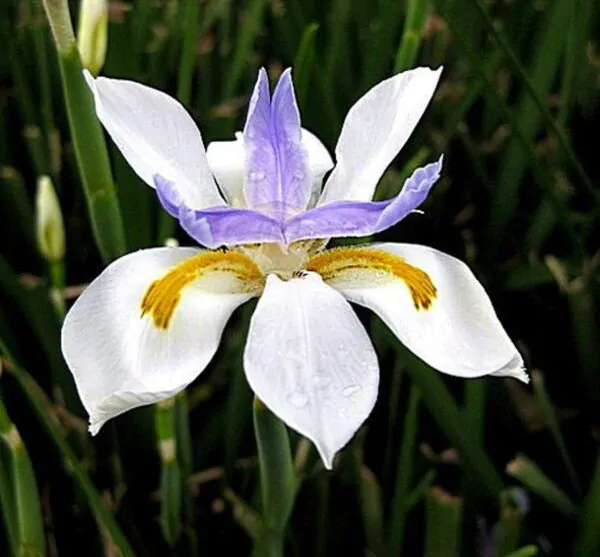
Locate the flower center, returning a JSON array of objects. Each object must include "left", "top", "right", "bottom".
[{"left": 238, "top": 240, "right": 326, "bottom": 280}]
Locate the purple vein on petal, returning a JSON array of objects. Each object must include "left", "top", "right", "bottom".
[
  {"left": 154, "top": 174, "right": 285, "bottom": 249},
  {"left": 283, "top": 157, "right": 443, "bottom": 243},
  {"left": 243, "top": 68, "right": 310, "bottom": 221}
]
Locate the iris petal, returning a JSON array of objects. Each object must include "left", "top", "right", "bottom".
[
  {"left": 244, "top": 273, "right": 379, "bottom": 468},
  {"left": 319, "top": 66, "right": 442, "bottom": 204},
  {"left": 154, "top": 175, "right": 285, "bottom": 249},
  {"left": 243, "top": 68, "right": 311, "bottom": 220},
  {"left": 61, "top": 247, "right": 253, "bottom": 434},
  {"left": 321, "top": 243, "right": 528, "bottom": 382},
  {"left": 84, "top": 71, "right": 224, "bottom": 209},
  {"left": 284, "top": 157, "right": 442, "bottom": 243}
]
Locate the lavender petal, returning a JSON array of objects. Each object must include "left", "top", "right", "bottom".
[
  {"left": 270, "top": 70, "right": 311, "bottom": 211},
  {"left": 283, "top": 157, "right": 442, "bottom": 243},
  {"left": 243, "top": 68, "right": 310, "bottom": 221},
  {"left": 155, "top": 174, "right": 285, "bottom": 249}
]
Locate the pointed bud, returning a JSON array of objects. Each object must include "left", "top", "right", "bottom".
[
  {"left": 76, "top": 0, "right": 108, "bottom": 76},
  {"left": 36, "top": 176, "right": 65, "bottom": 263}
]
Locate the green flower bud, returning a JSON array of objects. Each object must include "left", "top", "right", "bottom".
[
  {"left": 77, "top": 0, "right": 108, "bottom": 76},
  {"left": 36, "top": 176, "right": 65, "bottom": 262}
]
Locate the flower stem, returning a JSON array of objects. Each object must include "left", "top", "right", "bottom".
[
  {"left": 155, "top": 397, "right": 182, "bottom": 546},
  {"left": 394, "top": 0, "right": 429, "bottom": 73},
  {"left": 0, "top": 394, "right": 46, "bottom": 557},
  {"left": 1, "top": 343, "right": 135, "bottom": 555},
  {"left": 42, "top": 0, "right": 126, "bottom": 262},
  {"left": 252, "top": 397, "right": 295, "bottom": 557}
]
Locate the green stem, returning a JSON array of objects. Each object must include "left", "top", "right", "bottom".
[
  {"left": 223, "top": 0, "right": 269, "bottom": 100},
  {"left": 0, "top": 397, "right": 46, "bottom": 557},
  {"left": 573, "top": 451, "right": 600, "bottom": 557},
  {"left": 1, "top": 344, "right": 135, "bottom": 555},
  {"left": 155, "top": 397, "right": 182, "bottom": 546},
  {"left": 252, "top": 397, "right": 295, "bottom": 557},
  {"left": 293, "top": 23, "right": 320, "bottom": 110},
  {"left": 400, "top": 346, "right": 504, "bottom": 500},
  {"left": 424, "top": 487, "right": 463, "bottom": 557},
  {"left": 6, "top": 39, "right": 51, "bottom": 178},
  {"left": 29, "top": 0, "right": 57, "bottom": 177},
  {"left": 0, "top": 442, "right": 17, "bottom": 557},
  {"left": 42, "top": 0, "right": 126, "bottom": 262},
  {"left": 388, "top": 383, "right": 420, "bottom": 557},
  {"left": 394, "top": 0, "right": 429, "bottom": 72},
  {"left": 531, "top": 371, "right": 581, "bottom": 494},
  {"left": 567, "top": 281, "right": 600, "bottom": 413}
]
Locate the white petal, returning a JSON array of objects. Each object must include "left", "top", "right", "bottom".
[
  {"left": 62, "top": 247, "right": 252, "bottom": 433},
  {"left": 206, "top": 132, "right": 246, "bottom": 207},
  {"left": 330, "top": 243, "right": 527, "bottom": 382},
  {"left": 302, "top": 129, "right": 334, "bottom": 206},
  {"left": 84, "top": 71, "right": 224, "bottom": 209},
  {"left": 205, "top": 129, "right": 333, "bottom": 209},
  {"left": 244, "top": 272, "right": 379, "bottom": 468},
  {"left": 318, "top": 67, "right": 442, "bottom": 204}
]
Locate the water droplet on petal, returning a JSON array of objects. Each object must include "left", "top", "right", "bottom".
[
  {"left": 288, "top": 391, "right": 309, "bottom": 408},
  {"left": 342, "top": 385, "right": 361, "bottom": 397},
  {"left": 249, "top": 170, "right": 265, "bottom": 182}
]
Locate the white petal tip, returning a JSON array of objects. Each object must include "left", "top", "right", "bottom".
[
  {"left": 492, "top": 359, "right": 529, "bottom": 384},
  {"left": 318, "top": 447, "right": 335, "bottom": 470},
  {"left": 512, "top": 368, "right": 530, "bottom": 384},
  {"left": 88, "top": 421, "right": 102, "bottom": 436}
]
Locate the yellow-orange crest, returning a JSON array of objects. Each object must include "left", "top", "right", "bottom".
[
  {"left": 307, "top": 247, "right": 437, "bottom": 310},
  {"left": 140, "top": 251, "right": 264, "bottom": 330}
]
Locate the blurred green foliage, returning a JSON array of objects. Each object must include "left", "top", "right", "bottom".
[{"left": 0, "top": 0, "right": 599, "bottom": 555}]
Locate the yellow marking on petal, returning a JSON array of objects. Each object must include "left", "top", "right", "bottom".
[
  {"left": 307, "top": 246, "right": 437, "bottom": 310},
  {"left": 140, "top": 251, "right": 264, "bottom": 330}
]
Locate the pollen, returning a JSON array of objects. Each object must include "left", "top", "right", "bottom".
[
  {"left": 307, "top": 246, "right": 437, "bottom": 310},
  {"left": 140, "top": 251, "right": 264, "bottom": 330}
]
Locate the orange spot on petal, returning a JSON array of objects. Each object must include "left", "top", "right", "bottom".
[
  {"left": 307, "top": 246, "right": 437, "bottom": 310},
  {"left": 140, "top": 250, "right": 264, "bottom": 330}
]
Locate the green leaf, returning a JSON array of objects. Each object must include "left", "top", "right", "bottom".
[{"left": 506, "top": 454, "right": 578, "bottom": 517}]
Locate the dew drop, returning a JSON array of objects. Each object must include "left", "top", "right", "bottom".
[
  {"left": 249, "top": 170, "right": 265, "bottom": 182},
  {"left": 288, "top": 391, "right": 309, "bottom": 408},
  {"left": 293, "top": 169, "right": 305, "bottom": 180},
  {"left": 342, "top": 385, "right": 361, "bottom": 397}
]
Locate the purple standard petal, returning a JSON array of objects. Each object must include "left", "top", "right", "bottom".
[
  {"left": 155, "top": 174, "right": 284, "bottom": 249},
  {"left": 243, "top": 68, "right": 311, "bottom": 221},
  {"left": 284, "top": 157, "right": 443, "bottom": 243}
]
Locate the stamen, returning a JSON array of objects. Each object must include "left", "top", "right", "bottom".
[
  {"left": 307, "top": 247, "right": 437, "bottom": 310},
  {"left": 140, "top": 251, "right": 264, "bottom": 330}
]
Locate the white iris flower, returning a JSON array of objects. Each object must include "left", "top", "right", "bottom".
[{"left": 61, "top": 67, "right": 527, "bottom": 468}]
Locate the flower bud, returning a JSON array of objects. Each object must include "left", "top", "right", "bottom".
[
  {"left": 36, "top": 176, "right": 65, "bottom": 262},
  {"left": 77, "top": 0, "right": 108, "bottom": 76}
]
